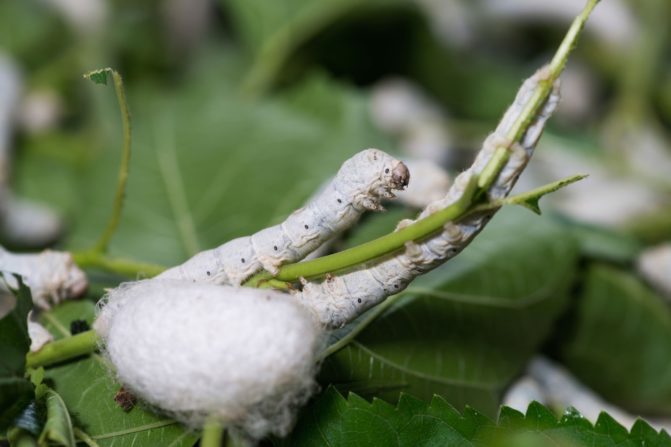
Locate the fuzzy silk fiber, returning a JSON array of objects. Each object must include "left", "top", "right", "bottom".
[{"left": 97, "top": 280, "right": 323, "bottom": 439}]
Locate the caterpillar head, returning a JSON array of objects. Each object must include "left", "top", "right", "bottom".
[
  {"left": 358, "top": 149, "right": 410, "bottom": 203},
  {"left": 390, "top": 160, "right": 410, "bottom": 190}
]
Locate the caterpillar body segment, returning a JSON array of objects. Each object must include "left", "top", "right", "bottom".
[{"left": 158, "top": 149, "right": 409, "bottom": 285}]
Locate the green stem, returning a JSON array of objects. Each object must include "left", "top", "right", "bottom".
[
  {"left": 83, "top": 68, "right": 132, "bottom": 255},
  {"left": 201, "top": 419, "right": 224, "bottom": 447},
  {"left": 72, "top": 250, "right": 165, "bottom": 278},
  {"left": 26, "top": 330, "right": 100, "bottom": 369},
  {"left": 477, "top": 0, "right": 599, "bottom": 192},
  {"left": 246, "top": 175, "right": 478, "bottom": 287},
  {"left": 471, "top": 174, "right": 588, "bottom": 216},
  {"left": 247, "top": 173, "right": 585, "bottom": 287},
  {"left": 223, "top": 432, "right": 250, "bottom": 447},
  {"left": 74, "top": 428, "right": 101, "bottom": 447},
  {"left": 7, "top": 428, "right": 38, "bottom": 447}
]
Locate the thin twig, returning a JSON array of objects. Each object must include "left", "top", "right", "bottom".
[
  {"left": 26, "top": 330, "right": 100, "bottom": 369},
  {"left": 477, "top": 0, "right": 600, "bottom": 192},
  {"left": 72, "top": 250, "right": 165, "bottom": 278},
  {"left": 201, "top": 419, "right": 224, "bottom": 447},
  {"left": 74, "top": 427, "right": 102, "bottom": 447},
  {"left": 83, "top": 68, "right": 132, "bottom": 255}
]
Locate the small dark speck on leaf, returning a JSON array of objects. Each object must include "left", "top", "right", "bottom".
[
  {"left": 70, "top": 319, "right": 90, "bottom": 335},
  {"left": 114, "top": 387, "right": 136, "bottom": 412}
]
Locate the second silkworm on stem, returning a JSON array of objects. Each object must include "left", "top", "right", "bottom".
[{"left": 296, "top": 67, "right": 561, "bottom": 329}]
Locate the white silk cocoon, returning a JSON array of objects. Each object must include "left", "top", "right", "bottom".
[{"left": 96, "top": 280, "right": 323, "bottom": 439}]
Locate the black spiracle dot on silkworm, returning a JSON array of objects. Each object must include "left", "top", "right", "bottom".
[
  {"left": 337, "top": 199, "right": 342, "bottom": 203},
  {"left": 357, "top": 298, "right": 362, "bottom": 303},
  {"left": 206, "top": 271, "right": 211, "bottom": 276},
  {"left": 304, "top": 225, "right": 309, "bottom": 229},
  {"left": 385, "top": 168, "right": 390, "bottom": 174},
  {"left": 273, "top": 245, "right": 278, "bottom": 251},
  {"left": 241, "top": 258, "right": 245, "bottom": 263},
  {"left": 394, "top": 284, "right": 399, "bottom": 289}
]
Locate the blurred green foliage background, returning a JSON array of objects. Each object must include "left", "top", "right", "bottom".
[{"left": 2, "top": 0, "right": 671, "bottom": 444}]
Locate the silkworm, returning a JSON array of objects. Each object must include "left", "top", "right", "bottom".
[
  {"left": 158, "top": 149, "right": 409, "bottom": 285},
  {"left": 370, "top": 78, "right": 452, "bottom": 165},
  {"left": 0, "top": 247, "right": 88, "bottom": 310},
  {"left": 637, "top": 243, "right": 671, "bottom": 298},
  {"left": 502, "top": 376, "right": 546, "bottom": 413},
  {"left": 0, "top": 55, "right": 62, "bottom": 246},
  {"left": 296, "top": 67, "right": 561, "bottom": 328},
  {"left": 524, "top": 357, "right": 661, "bottom": 430}
]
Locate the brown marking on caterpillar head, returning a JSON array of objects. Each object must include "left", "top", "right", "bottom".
[
  {"left": 114, "top": 387, "right": 136, "bottom": 412},
  {"left": 392, "top": 162, "right": 410, "bottom": 189}
]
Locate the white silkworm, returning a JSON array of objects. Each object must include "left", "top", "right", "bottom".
[
  {"left": 158, "top": 149, "right": 409, "bottom": 285},
  {"left": 297, "top": 67, "right": 561, "bottom": 328},
  {"left": 638, "top": 243, "right": 671, "bottom": 298},
  {"left": 370, "top": 77, "right": 452, "bottom": 165},
  {"left": 18, "top": 89, "right": 63, "bottom": 135},
  {"left": 96, "top": 280, "right": 323, "bottom": 440},
  {"left": 0, "top": 195, "right": 63, "bottom": 247},
  {"left": 0, "top": 54, "right": 62, "bottom": 246},
  {"left": 527, "top": 357, "right": 671, "bottom": 431},
  {"left": 0, "top": 53, "right": 21, "bottom": 161},
  {"left": 0, "top": 247, "right": 88, "bottom": 310},
  {"left": 502, "top": 376, "right": 546, "bottom": 412},
  {"left": 43, "top": 0, "right": 108, "bottom": 35},
  {"left": 395, "top": 159, "right": 451, "bottom": 209},
  {"left": 506, "top": 358, "right": 671, "bottom": 431},
  {"left": 481, "top": 0, "right": 638, "bottom": 47},
  {"left": 28, "top": 310, "right": 53, "bottom": 352}
]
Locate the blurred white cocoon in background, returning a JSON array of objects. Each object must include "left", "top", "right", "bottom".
[{"left": 638, "top": 243, "right": 671, "bottom": 298}]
